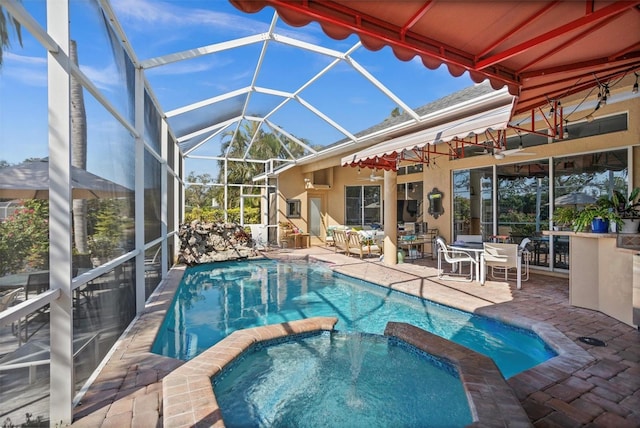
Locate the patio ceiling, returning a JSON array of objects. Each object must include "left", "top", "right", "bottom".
[{"left": 231, "top": 1, "right": 640, "bottom": 116}]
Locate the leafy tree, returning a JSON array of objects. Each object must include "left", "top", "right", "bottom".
[
  {"left": 390, "top": 107, "right": 403, "bottom": 117},
  {"left": 0, "top": 200, "right": 49, "bottom": 275},
  {"left": 0, "top": 4, "right": 23, "bottom": 67},
  {"left": 213, "top": 121, "right": 307, "bottom": 209},
  {"left": 85, "top": 200, "right": 125, "bottom": 262},
  {"left": 185, "top": 172, "right": 217, "bottom": 209}
]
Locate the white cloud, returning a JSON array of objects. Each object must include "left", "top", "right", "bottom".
[
  {"left": 112, "top": 0, "right": 321, "bottom": 44},
  {"left": 112, "top": 0, "right": 269, "bottom": 34},
  {"left": 80, "top": 63, "right": 121, "bottom": 91},
  {"left": 3, "top": 52, "right": 47, "bottom": 87},
  {"left": 147, "top": 57, "right": 233, "bottom": 77}
]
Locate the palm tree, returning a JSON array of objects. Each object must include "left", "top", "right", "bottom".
[
  {"left": 214, "top": 121, "right": 310, "bottom": 209},
  {"left": 0, "top": 4, "right": 23, "bottom": 67},
  {"left": 70, "top": 40, "right": 89, "bottom": 254}
]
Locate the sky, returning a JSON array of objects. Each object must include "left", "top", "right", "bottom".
[{"left": 0, "top": 0, "right": 474, "bottom": 180}]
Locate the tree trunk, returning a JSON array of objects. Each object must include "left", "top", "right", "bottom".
[{"left": 70, "top": 40, "right": 88, "bottom": 255}]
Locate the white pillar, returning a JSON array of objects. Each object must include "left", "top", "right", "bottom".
[
  {"left": 134, "top": 67, "right": 146, "bottom": 314},
  {"left": 47, "top": 0, "right": 74, "bottom": 423},
  {"left": 160, "top": 120, "right": 168, "bottom": 278},
  {"left": 383, "top": 169, "right": 398, "bottom": 265}
]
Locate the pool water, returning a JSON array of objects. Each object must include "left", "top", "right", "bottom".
[
  {"left": 152, "top": 259, "right": 556, "bottom": 378},
  {"left": 212, "top": 332, "right": 473, "bottom": 428}
]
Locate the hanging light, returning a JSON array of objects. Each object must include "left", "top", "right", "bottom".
[
  {"left": 564, "top": 120, "right": 569, "bottom": 138},
  {"left": 633, "top": 73, "right": 639, "bottom": 94}
]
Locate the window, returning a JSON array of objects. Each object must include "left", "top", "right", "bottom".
[
  {"left": 286, "top": 199, "right": 301, "bottom": 218},
  {"left": 345, "top": 185, "right": 381, "bottom": 227}
]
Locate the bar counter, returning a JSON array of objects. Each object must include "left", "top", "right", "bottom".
[{"left": 544, "top": 231, "right": 639, "bottom": 328}]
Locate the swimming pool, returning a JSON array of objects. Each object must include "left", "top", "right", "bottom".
[{"left": 152, "top": 259, "right": 556, "bottom": 378}]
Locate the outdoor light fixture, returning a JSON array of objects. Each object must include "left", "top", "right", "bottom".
[
  {"left": 564, "top": 120, "right": 569, "bottom": 138},
  {"left": 633, "top": 73, "right": 639, "bottom": 94}
]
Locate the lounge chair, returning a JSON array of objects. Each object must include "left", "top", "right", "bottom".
[{"left": 0, "top": 287, "right": 22, "bottom": 312}]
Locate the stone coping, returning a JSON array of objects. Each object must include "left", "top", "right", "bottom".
[
  {"left": 384, "top": 322, "right": 530, "bottom": 427},
  {"left": 162, "top": 317, "right": 534, "bottom": 427},
  {"left": 161, "top": 317, "right": 339, "bottom": 427}
]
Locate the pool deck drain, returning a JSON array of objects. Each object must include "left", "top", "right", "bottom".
[{"left": 71, "top": 246, "right": 640, "bottom": 427}]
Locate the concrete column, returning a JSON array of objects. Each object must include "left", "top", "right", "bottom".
[{"left": 383, "top": 169, "right": 398, "bottom": 265}]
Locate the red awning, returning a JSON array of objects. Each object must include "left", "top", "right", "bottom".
[{"left": 231, "top": 1, "right": 640, "bottom": 115}]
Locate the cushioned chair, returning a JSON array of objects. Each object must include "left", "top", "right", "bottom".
[
  {"left": 483, "top": 242, "right": 523, "bottom": 289},
  {"left": 435, "top": 237, "right": 477, "bottom": 282},
  {"left": 347, "top": 231, "right": 382, "bottom": 259}
]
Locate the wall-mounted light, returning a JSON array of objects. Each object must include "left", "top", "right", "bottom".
[
  {"left": 633, "top": 72, "right": 639, "bottom": 94},
  {"left": 564, "top": 120, "right": 569, "bottom": 138}
]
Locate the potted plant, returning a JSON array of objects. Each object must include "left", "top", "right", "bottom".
[
  {"left": 572, "top": 203, "right": 622, "bottom": 233},
  {"left": 611, "top": 188, "right": 640, "bottom": 233},
  {"left": 552, "top": 206, "right": 578, "bottom": 231}
]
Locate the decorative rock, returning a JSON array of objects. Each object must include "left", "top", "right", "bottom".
[{"left": 178, "top": 221, "right": 259, "bottom": 265}]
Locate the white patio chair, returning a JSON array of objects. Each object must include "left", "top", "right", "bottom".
[
  {"left": 483, "top": 242, "right": 523, "bottom": 289},
  {"left": 519, "top": 238, "right": 531, "bottom": 281},
  {"left": 435, "top": 237, "right": 477, "bottom": 282}
]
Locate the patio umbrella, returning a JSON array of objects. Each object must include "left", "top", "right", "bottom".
[
  {"left": 554, "top": 192, "right": 596, "bottom": 207},
  {"left": 0, "top": 159, "right": 132, "bottom": 200}
]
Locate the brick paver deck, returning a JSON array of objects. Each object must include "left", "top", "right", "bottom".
[{"left": 72, "top": 246, "right": 640, "bottom": 427}]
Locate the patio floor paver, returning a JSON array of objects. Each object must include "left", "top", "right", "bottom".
[{"left": 71, "top": 245, "right": 640, "bottom": 427}]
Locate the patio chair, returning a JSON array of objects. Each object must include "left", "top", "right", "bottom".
[
  {"left": 519, "top": 238, "right": 532, "bottom": 281},
  {"left": 435, "top": 237, "right": 477, "bottom": 282},
  {"left": 1, "top": 287, "right": 22, "bottom": 312},
  {"left": 145, "top": 246, "right": 162, "bottom": 279},
  {"left": 483, "top": 242, "right": 523, "bottom": 289},
  {"left": 346, "top": 231, "right": 382, "bottom": 259},
  {"left": 26, "top": 272, "right": 49, "bottom": 299},
  {"left": 332, "top": 229, "right": 349, "bottom": 254}
]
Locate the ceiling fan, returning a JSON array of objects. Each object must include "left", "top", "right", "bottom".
[
  {"left": 358, "top": 171, "right": 384, "bottom": 182},
  {"left": 492, "top": 147, "right": 535, "bottom": 160},
  {"left": 488, "top": 134, "right": 535, "bottom": 159}
]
